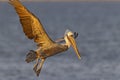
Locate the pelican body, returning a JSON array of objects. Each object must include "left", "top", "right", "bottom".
[{"left": 9, "top": 0, "right": 81, "bottom": 77}]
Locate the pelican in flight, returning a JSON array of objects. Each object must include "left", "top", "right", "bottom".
[{"left": 9, "top": 0, "right": 81, "bottom": 77}]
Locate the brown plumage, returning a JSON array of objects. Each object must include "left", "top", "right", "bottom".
[{"left": 9, "top": 0, "right": 81, "bottom": 77}]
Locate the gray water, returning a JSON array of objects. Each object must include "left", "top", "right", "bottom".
[{"left": 1, "top": 2, "right": 120, "bottom": 80}]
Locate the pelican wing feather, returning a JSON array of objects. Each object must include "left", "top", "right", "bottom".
[{"left": 9, "top": 0, "right": 54, "bottom": 47}]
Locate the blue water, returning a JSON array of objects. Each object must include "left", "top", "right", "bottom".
[{"left": 1, "top": 2, "right": 120, "bottom": 80}]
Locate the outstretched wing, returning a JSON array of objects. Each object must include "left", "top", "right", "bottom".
[{"left": 9, "top": 0, "right": 54, "bottom": 47}]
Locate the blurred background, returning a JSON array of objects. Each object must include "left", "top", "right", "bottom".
[{"left": 1, "top": 0, "right": 120, "bottom": 80}]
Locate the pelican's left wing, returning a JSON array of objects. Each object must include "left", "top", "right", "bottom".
[{"left": 9, "top": 0, "right": 54, "bottom": 47}]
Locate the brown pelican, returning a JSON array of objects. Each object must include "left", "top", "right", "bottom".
[{"left": 9, "top": 0, "right": 81, "bottom": 77}]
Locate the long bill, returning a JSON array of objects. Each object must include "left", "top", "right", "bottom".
[{"left": 67, "top": 36, "right": 81, "bottom": 59}]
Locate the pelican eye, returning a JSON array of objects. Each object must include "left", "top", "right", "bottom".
[{"left": 70, "top": 35, "right": 74, "bottom": 37}]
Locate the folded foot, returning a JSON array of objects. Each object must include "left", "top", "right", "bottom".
[{"left": 34, "top": 59, "right": 45, "bottom": 77}]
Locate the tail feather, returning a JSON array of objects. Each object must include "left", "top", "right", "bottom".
[{"left": 25, "top": 50, "right": 37, "bottom": 63}]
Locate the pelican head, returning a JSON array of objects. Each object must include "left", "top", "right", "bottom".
[{"left": 64, "top": 29, "right": 81, "bottom": 59}]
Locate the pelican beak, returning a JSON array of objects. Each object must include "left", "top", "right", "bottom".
[{"left": 67, "top": 35, "right": 81, "bottom": 59}]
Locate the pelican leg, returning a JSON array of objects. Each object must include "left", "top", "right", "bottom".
[
  {"left": 36, "top": 59, "right": 46, "bottom": 77},
  {"left": 33, "top": 48, "right": 41, "bottom": 73},
  {"left": 33, "top": 58, "right": 39, "bottom": 72}
]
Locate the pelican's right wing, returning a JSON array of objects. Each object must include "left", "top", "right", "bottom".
[{"left": 9, "top": 0, "right": 54, "bottom": 47}]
